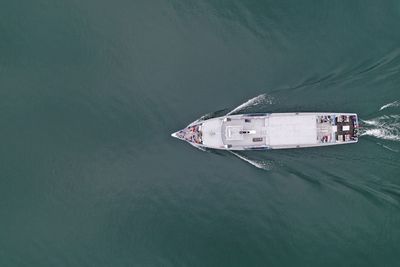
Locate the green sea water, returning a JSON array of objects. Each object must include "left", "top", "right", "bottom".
[{"left": 1, "top": 0, "right": 400, "bottom": 266}]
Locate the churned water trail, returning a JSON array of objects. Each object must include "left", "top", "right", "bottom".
[
  {"left": 359, "top": 100, "right": 400, "bottom": 142},
  {"left": 360, "top": 115, "right": 400, "bottom": 142}
]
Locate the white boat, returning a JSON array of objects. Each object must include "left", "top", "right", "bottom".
[{"left": 171, "top": 113, "right": 359, "bottom": 150}]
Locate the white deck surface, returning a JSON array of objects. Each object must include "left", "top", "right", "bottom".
[
  {"left": 221, "top": 117, "right": 266, "bottom": 147},
  {"left": 267, "top": 114, "right": 317, "bottom": 146},
  {"left": 225, "top": 126, "right": 244, "bottom": 141},
  {"left": 201, "top": 119, "right": 224, "bottom": 147}
]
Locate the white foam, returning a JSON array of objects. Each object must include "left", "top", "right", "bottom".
[
  {"left": 362, "top": 119, "right": 379, "bottom": 126},
  {"left": 226, "top": 94, "right": 274, "bottom": 115},
  {"left": 360, "top": 115, "right": 400, "bottom": 141},
  {"left": 361, "top": 129, "right": 400, "bottom": 141},
  {"left": 230, "top": 151, "right": 274, "bottom": 170},
  {"left": 379, "top": 100, "right": 400, "bottom": 111},
  {"left": 191, "top": 143, "right": 208, "bottom": 152}
]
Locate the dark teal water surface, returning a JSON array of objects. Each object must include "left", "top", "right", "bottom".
[{"left": 1, "top": 0, "right": 400, "bottom": 266}]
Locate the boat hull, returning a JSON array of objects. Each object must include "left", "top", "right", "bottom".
[{"left": 172, "top": 112, "right": 359, "bottom": 150}]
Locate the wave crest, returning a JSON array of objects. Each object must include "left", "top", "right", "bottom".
[
  {"left": 230, "top": 151, "right": 274, "bottom": 170},
  {"left": 379, "top": 100, "right": 400, "bottom": 111}
]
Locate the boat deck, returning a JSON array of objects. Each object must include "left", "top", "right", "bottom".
[
  {"left": 221, "top": 117, "right": 266, "bottom": 148},
  {"left": 267, "top": 114, "right": 317, "bottom": 148},
  {"left": 179, "top": 112, "right": 359, "bottom": 150}
]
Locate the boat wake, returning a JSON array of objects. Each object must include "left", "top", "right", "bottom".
[
  {"left": 229, "top": 151, "right": 274, "bottom": 170},
  {"left": 379, "top": 100, "right": 400, "bottom": 111},
  {"left": 226, "top": 93, "right": 275, "bottom": 115},
  {"left": 188, "top": 109, "right": 229, "bottom": 126},
  {"left": 190, "top": 94, "right": 274, "bottom": 127},
  {"left": 360, "top": 115, "right": 400, "bottom": 142},
  {"left": 375, "top": 142, "right": 399, "bottom": 153},
  {"left": 190, "top": 143, "right": 208, "bottom": 152}
]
